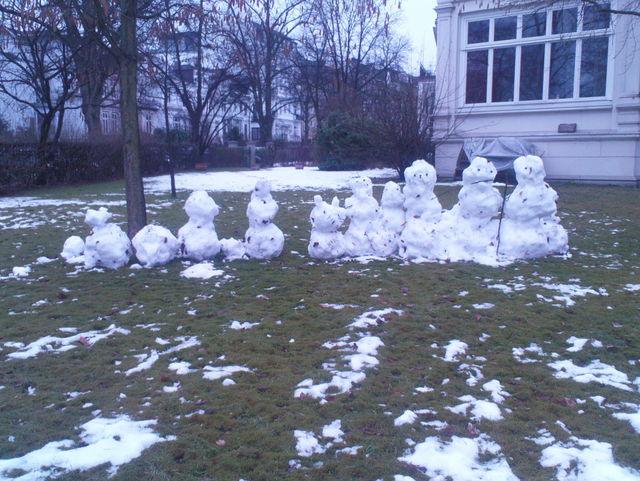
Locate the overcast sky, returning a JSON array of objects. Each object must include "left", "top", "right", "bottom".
[{"left": 397, "top": 0, "right": 438, "bottom": 73}]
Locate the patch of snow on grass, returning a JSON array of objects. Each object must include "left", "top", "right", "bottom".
[
  {"left": 446, "top": 395, "right": 503, "bottom": 421},
  {"left": 512, "top": 343, "right": 546, "bottom": 363},
  {"left": 229, "top": 321, "right": 260, "bottom": 330},
  {"left": 442, "top": 340, "right": 468, "bottom": 362},
  {"left": 540, "top": 436, "right": 640, "bottom": 481},
  {"left": 202, "top": 365, "right": 252, "bottom": 380},
  {"left": 532, "top": 282, "right": 603, "bottom": 307},
  {"left": 549, "top": 359, "right": 635, "bottom": 391},
  {"left": 613, "top": 404, "right": 640, "bottom": 433},
  {"left": 624, "top": 284, "right": 640, "bottom": 292},
  {"left": 472, "top": 303, "right": 495, "bottom": 309},
  {"left": 5, "top": 325, "right": 130, "bottom": 360},
  {"left": 566, "top": 336, "right": 602, "bottom": 352},
  {"left": 394, "top": 410, "right": 418, "bottom": 426},
  {"left": 483, "top": 380, "right": 510, "bottom": 403},
  {"left": 399, "top": 434, "right": 520, "bottom": 481},
  {"left": 0, "top": 415, "right": 174, "bottom": 479},
  {"left": 180, "top": 262, "right": 223, "bottom": 279}
]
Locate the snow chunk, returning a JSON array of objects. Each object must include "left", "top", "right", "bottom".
[
  {"left": 132, "top": 224, "right": 179, "bottom": 268},
  {"left": 180, "top": 262, "right": 223, "bottom": 279},
  {"left": 473, "top": 303, "right": 495, "bottom": 310},
  {"left": 6, "top": 325, "right": 130, "bottom": 360},
  {"left": 442, "top": 340, "right": 468, "bottom": 362},
  {"left": 399, "top": 434, "right": 519, "bottom": 481},
  {"left": 446, "top": 395, "right": 503, "bottom": 421},
  {"left": 541, "top": 436, "right": 640, "bottom": 481},
  {"left": 483, "top": 380, "right": 510, "bottom": 404},
  {"left": 61, "top": 236, "right": 85, "bottom": 263},
  {"left": 202, "top": 365, "right": 252, "bottom": 381},
  {"left": 613, "top": 405, "right": 640, "bottom": 433},
  {"left": 294, "top": 430, "right": 325, "bottom": 457},
  {"left": 229, "top": 321, "right": 260, "bottom": 330},
  {"left": 0, "top": 415, "right": 173, "bottom": 479},
  {"left": 394, "top": 410, "right": 418, "bottom": 426},
  {"left": 549, "top": 359, "right": 635, "bottom": 391}
]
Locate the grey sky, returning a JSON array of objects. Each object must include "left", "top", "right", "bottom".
[{"left": 398, "top": 0, "right": 438, "bottom": 73}]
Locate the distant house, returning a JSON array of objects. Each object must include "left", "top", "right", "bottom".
[{"left": 433, "top": 0, "right": 640, "bottom": 184}]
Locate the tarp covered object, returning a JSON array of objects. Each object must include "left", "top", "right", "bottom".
[{"left": 463, "top": 137, "right": 540, "bottom": 171}]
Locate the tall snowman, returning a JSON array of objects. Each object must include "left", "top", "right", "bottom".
[
  {"left": 498, "top": 155, "right": 568, "bottom": 259},
  {"left": 178, "top": 190, "right": 221, "bottom": 261},
  {"left": 244, "top": 179, "right": 285, "bottom": 259},
  {"left": 343, "top": 176, "right": 381, "bottom": 256},
  {"left": 398, "top": 159, "right": 442, "bottom": 259},
  {"left": 433, "top": 156, "right": 502, "bottom": 263}
]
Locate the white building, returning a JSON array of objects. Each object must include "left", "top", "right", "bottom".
[{"left": 433, "top": 0, "right": 640, "bottom": 184}]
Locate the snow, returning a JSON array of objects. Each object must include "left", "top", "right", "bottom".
[
  {"left": 483, "top": 380, "right": 510, "bottom": 403},
  {"left": 293, "top": 420, "right": 346, "bottom": 457},
  {"left": 60, "top": 236, "right": 85, "bottom": 263},
  {"left": 624, "top": 284, "right": 640, "bottom": 292},
  {"left": 132, "top": 224, "right": 180, "bottom": 268},
  {"left": 399, "top": 434, "right": 520, "bottom": 481},
  {"left": 540, "top": 436, "right": 640, "bottom": 481},
  {"left": 308, "top": 195, "right": 347, "bottom": 259},
  {"left": 229, "top": 321, "right": 260, "bottom": 330},
  {"left": 144, "top": 166, "right": 396, "bottom": 194},
  {"left": 0, "top": 415, "right": 174, "bottom": 480},
  {"left": 202, "top": 365, "right": 252, "bottom": 380},
  {"left": 394, "top": 410, "right": 418, "bottom": 426},
  {"left": 11, "top": 265, "right": 31, "bottom": 278},
  {"left": 180, "top": 262, "right": 223, "bottom": 279},
  {"left": 548, "top": 359, "right": 636, "bottom": 391},
  {"left": 177, "top": 190, "right": 221, "bottom": 261},
  {"left": 442, "top": 340, "right": 468, "bottom": 362},
  {"left": 83, "top": 208, "right": 132, "bottom": 269},
  {"left": 5, "top": 325, "right": 130, "bottom": 360},
  {"left": 613, "top": 405, "right": 640, "bottom": 433},
  {"left": 447, "top": 395, "right": 504, "bottom": 422},
  {"left": 243, "top": 179, "right": 285, "bottom": 259}
]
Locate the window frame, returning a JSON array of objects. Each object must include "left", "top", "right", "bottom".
[{"left": 460, "top": 3, "right": 613, "bottom": 109}]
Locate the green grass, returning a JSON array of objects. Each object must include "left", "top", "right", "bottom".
[{"left": 0, "top": 180, "right": 639, "bottom": 481}]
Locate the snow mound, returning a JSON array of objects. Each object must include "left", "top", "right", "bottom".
[
  {"left": 180, "top": 262, "right": 223, "bottom": 280},
  {"left": 132, "top": 225, "right": 179, "bottom": 268},
  {"left": 83, "top": 208, "right": 131, "bottom": 269}
]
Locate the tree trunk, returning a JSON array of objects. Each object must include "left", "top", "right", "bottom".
[
  {"left": 163, "top": 85, "right": 176, "bottom": 198},
  {"left": 119, "top": 0, "right": 147, "bottom": 239},
  {"left": 77, "top": 68, "right": 104, "bottom": 140}
]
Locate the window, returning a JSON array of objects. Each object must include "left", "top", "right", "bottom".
[
  {"left": 143, "top": 113, "right": 152, "bottom": 134},
  {"left": 251, "top": 127, "right": 260, "bottom": 141},
  {"left": 463, "top": 5, "right": 611, "bottom": 105}
]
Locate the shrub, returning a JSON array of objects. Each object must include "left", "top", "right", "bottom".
[{"left": 316, "top": 112, "right": 375, "bottom": 171}]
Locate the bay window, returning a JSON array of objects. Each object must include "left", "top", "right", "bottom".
[{"left": 464, "top": 3, "right": 611, "bottom": 105}]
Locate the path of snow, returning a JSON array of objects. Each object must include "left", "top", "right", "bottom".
[{"left": 144, "top": 166, "right": 396, "bottom": 194}]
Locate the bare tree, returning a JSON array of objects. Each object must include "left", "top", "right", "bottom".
[
  {"left": 307, "top": 0, "right": 405, "bottom": 112},
  {"left": 0, "top": 5, "right": 76, "bottom": 148},
  {"left": 222, "top": 0, "right": 305, "bottom": 144},
  {"left": 146, "top": 0, "right": 240, "bottom": 162}
]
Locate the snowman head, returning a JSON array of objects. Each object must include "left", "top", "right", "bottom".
[
  {"left": 404, "top": 159, "right": 436, "bottom": 190},
  {"left": 85, "top": 207, "right": 112, "bottom": 228},
  {"left": 514, "top": 155, "right": 546, "bottom": 186},
  {"left": 184, "top": 190, "right": 219, "bottom": 221},
  {"left": 462, "top": 157, "right": 497, "bottom": 185},
  {"left": 349, "top": 176, "right": 373, "bottom": 198},
  {"left": 252, "top": 179, "right": 273, "bottom": 200},
  {"left": 310, "top": 195, "right": 345, "bottom": 232},
  {"left": 381, "top": 181, "right": 404, "bottom": 207}
]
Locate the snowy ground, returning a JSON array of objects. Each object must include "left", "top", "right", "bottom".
[{"left": 0, "top": 168, "right": 639, "bottom": 481}]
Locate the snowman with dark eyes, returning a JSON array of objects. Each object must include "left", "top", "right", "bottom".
[
  {"left": 398, "top": 159, "right": 442, "bottom": 259},
  {"left": 499, "top": 155, "right": 568, "bottom": 258},
  {"left": 244, "top": 179, "right": 285, "bottom": 259},
  {"left": 343, "top": 176, "right": 380, "bottom": 256},
  {"left": 308, "top": 194, "right": 347, "bottom": 259},
  {"left": 432, "top": 157, "right": 501, "bottom": 263}
]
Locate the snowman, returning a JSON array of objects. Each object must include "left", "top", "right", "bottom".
[
  {"left": 398, "top": 160, "right": 442, "bottom": 259},
  {"left": 498, "top": 155, "right": 568, "bottom": 259},
  {"left": 61, "top": 236, "right": 85, "bottom": 264},
  {"left": 177, "top": 190, "right": 221, "bottom": 261},
  {"left": 308, "top": 194, "right": 347, "bottom": 259},
  {"left": 244, "top": 179, "right": 285, "bottom": 259},
  {"left": 83, "top": 207, "right": 131, "bottom": 269},
  {"left": 132, "top": 224, "right": 180, "bottom": 268},
  {"left": 343, "top": 176, "right": 381, "bottom": 256},
  {"left": 433, "top": 156, "right": 502, "bottom": 263},
  {"left": 371, "top": 181, "right": 405, "bottom": 256}
]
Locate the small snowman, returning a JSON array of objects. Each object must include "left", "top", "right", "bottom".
[
  {"left": 178, "top": 190, "right": 221, "bottom": 261},
  {"left": 398, "top": 160, "right": 441, "bottom": 259},
  {"left": 61, "top": 236, "right": 85, "bottom": 264},
  {"left": 132, "top": 224, "right": 180, "bottom": 268},
  {"left": 499, "top": 155, "right": 568, "bottom": 258},
  {"left": 83, "top": 207, "right": 131, "bottom": 269},
  {"left": 343, "top": 176, "right": 380, "bottom": 257},
  {"left": 308, "top": 194, "right": 347, "bottom": 259},
  {"left": 244, "top": 179, "right": 284, "bottom": 259},
  {"left": 433, "top": 156, "right": 502, "bottom": 263}
]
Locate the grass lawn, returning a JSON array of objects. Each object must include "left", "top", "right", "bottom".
[{"left": 0, "top": 176, "right": 639, "bottom": 481}]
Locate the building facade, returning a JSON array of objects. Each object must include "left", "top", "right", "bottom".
[{"left": 433, "top": 0, "right": 640, "bottom": 184}]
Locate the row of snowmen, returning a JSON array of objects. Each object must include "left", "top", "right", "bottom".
[
  {"left": 61, "top": 155, "right": 568, "bottom": 269},
  {"left": 61, "top": 179, "right": 284, "bottom": 269},
  {"left": 310, "top": 155, "right": 567, "bottom": 263}
]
